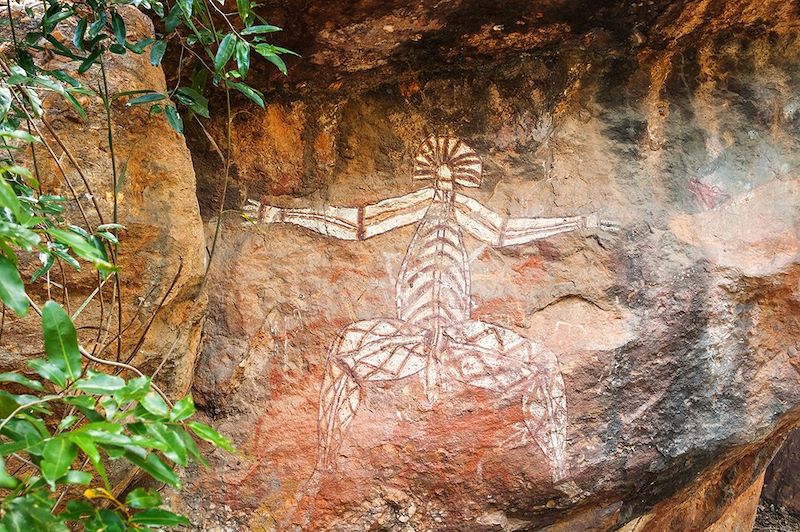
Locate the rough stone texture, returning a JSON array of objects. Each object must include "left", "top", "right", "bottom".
[
  {"left": 0, "top": 8, "right": 206, "bottom": 397},
  {"left": 175, "top": 0, "right": 800, "bottom": 529},
  {"left": 762, "top": 429, "right": 800, "bottom": 516}
]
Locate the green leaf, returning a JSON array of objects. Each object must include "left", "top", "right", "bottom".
[
  {"left": 75, "top": 371, "right": 125, "bottom": 394},
  {"left": 270, "top": 45, "right": 301, "bottom": 57},
  {"left": 73, "top": 18, "right": 87, "bottom": 51},
  {"left": 87, "top": 12, "right": 107, "bottom": 39},
  {"left": 124, "top": 451, "right": 180, "bottom": 487},
  {"left": 175, "top": 86, "right": 209, "bottom": 118},
  {"left": 41, "top": 300, "right": 81, "bottom": 380},
  {"left": 236, "top": 0, "right": 251, "bottom": 24},
  {"left": 69, "top": 433, "right": 107, "bottom": 488},
  {"left": 95, "top": 231, "right": 119, "bottom": 245},
  {"left": 150, "top": 39, "right": 167, "bottom": 67},
  {"left": 130, "top": 508, "right": 190, "bottom": 527},
  {"left": 214, "top": 34, "right": 237, "bottom": 73},
  {"left": 78, "top": 48, "right": 102, "bottom": 74},
  {"left": 125, "top": 37, "right": 155, "bottom": 54},
  {"left": 87, "top": 509, "right": 125, "bottom": 532},
  {"left": 41, "top": 438, "right": 78, "bottom": 487},
  {"left": 0, "top": 372, "right": 43, "bottom": 391},
  {"left": 43, "top": 7, "right": 75, "bottom": 33},
  {"left": 178, "top": 0, "right": 193, "bottom": 18},
  {"left": 98, "top": 396, "right": 117, "bottom": 421},
  {"left": 63, "top": 92, "right": 87, "bottom": 120},
  {"left": 64, "top": 470, "right": 92, "bottom": 484},
  {"left": 125, "top": 487, "right": 162, "bottom": 509},
  {"left": 126, "top": 92, "right": 165, "bottom": 106},
  {"left": 50, "top": 246, "right": 80, "bottom": 271},
  {"left": 240, "top": 24, "right": 282, "bottom": 35},
  {"left": 0, "top": 175, "right": 23, "bottom": 218},
  {"left": 16, "top": 49, "right": 36, "bottom": 75},
  {"left": 44, "top": 34, "right": 81, "bottom": 60},
  {"left": 2, "top": 493, "right": 66, "bottom": 531},
  {"left": 229, "top": 81, "right": 264, "bottom": 108},
  {"left": 169, "top": 394, "right": 195, "bottom": 422},
  {"left": 49, "top": 69, "right": 82, "bottom": 88},
  {"left": 114, "top": 375, "right": 150, "bottom": 403},
  {"left": 146, "top": 423, "right": 186, "bottom": 466},
  {"left": 0, "top": 456, "right": 19, "bottom": 488},
  {"left": 0, "top": 221, "right": 41, "bottom": 250},
  {"left": 164, "top": 105, "right": 183, "bottom": 134},
  {"left": 0, "top": 254, "right": 28, "bottom": 317},
  {"left": 187, "top": 421, "right": 234, "bottom": 452},
  {"left": 57, "top": 414, "right": 78, "bottom": 431},
  {"left": 178, "top": 426, "right": 208, "bottom": 467},
  {"left": 84, "top": 429, "right": 131, "bottom": 447},
  {"left": 47, "top": 228, "right": 116, "bottom": 271},
  {"left": 264, "top": 53, "right": 287, "bottom": 75},
  {"left": 63, "top": 395, "right": 94, "bottom": 409},
  {"left": 0, "top": 129, "right": 40, "bottom": 143},
  {"left": 61, "top": 500, "right": 94, "bottom": 520},
  {"left": 27, "top": 358, "right": 67, "bottom": 388},
  {"left": 164, "top": 5, "right": 181, "bottom": 33},
  {"left": 140, "top": 391, "right": 168, "bottom": 417},
  {"left": 111, "top": 12, "right": 126, "bottom": 45},
  {"left": 235, "top": 40, "right": 250, "bottom": 78},
  {"left": 96, "top": 223, "right": 126, "bottom": 231}
]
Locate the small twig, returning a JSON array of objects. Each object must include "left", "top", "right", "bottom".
[
  {"left": 201, "top": 86, "right": 233, "bottom": 290},
  {"left": 123, "top": 261, "right": 183, "bottom": 366},
  {"left": 71, "top": 273, "right": 112, "bottom": 321},
  {"left": 193, "top": 114, "right": 224, "bottom": 163},
  {"left": 40, "top": 116, "right": 105, "bottom": 226},
  {"left": 95, "top": 283, "right": 158, "bottom": 358}
]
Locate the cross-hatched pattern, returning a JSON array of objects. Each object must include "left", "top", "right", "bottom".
[
  {"left": 524, "top": 369, "right": 568, "bottom": 480},
  {"left": 336, "top": 319, "right": 429, "bottom": 381},
  {"left": 443, "top": 319, "right": 567, "bottom": 479}
]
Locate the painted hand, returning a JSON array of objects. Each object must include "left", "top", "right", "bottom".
[
  {"left": 582, "top": 213, "right": 619, "bottom": 232},
  {"left": 242, "top": 199, "right": 281, "bottom": 226},
  {"left": 598, "top": 219, "right": 620, "bottom": 232}
]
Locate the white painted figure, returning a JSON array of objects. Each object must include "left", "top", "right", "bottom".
[{"left": 245, "top": 135, "right": 617, "bottom": 482}]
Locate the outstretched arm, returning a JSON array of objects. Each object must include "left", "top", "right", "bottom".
[
  {"left": 454, "top": 193, "right": 616, "bottom": 247},
  {"left": 243, "top": 187, "right": 435, "bottom": 241}
]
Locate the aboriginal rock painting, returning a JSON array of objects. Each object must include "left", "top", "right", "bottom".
[{"left": 245, "top": 135, "right": 616, "bottom": 483}]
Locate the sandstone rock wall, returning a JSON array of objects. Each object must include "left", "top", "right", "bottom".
[
  {"left": 174, "top": 0, "right": 800, "bottom": 529},
  {"left": 762, "top": 429, "right": 800, "bottom": 516}
]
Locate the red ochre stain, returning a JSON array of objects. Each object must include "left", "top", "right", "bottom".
[
  {"left": 328, "top": 265, "right": 388, "bottom": 284},
  {"left": 472, "top": 296, "right": 526, "bottom": 327}
]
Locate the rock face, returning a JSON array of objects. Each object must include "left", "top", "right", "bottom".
[
  {"left": 0, "top": 8, "right": 206, "bottom": 397},
  {"left": 174, "top": 0, "right": 800, "bottom": 529},
  {"left": 762, "top": 429, "right": 800, "bottom": 515}
]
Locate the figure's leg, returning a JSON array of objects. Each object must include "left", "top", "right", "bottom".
[
  {"left": 444, "top": 320, "right": 568, "bottom": 481},
  {"left": 315, "top": 319, "right": 429, "bottom": 470},
  {"left": 523, "top": 356, "right": 568, "bottom": 481},
  {"left": 316, "top": 336, "right": 362, "bottom": 469}
]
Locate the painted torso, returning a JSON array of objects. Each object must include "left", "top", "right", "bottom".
[{"left": 395, "top": 190, "right": 471, "bottom": 334}]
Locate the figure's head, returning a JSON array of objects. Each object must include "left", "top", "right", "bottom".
[{"left": 413, "top": 135, "right": 482, "bottom": 189}]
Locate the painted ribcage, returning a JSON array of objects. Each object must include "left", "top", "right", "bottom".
[{"left": 395, "top": 203, "right": 471, "bottom": 329}]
